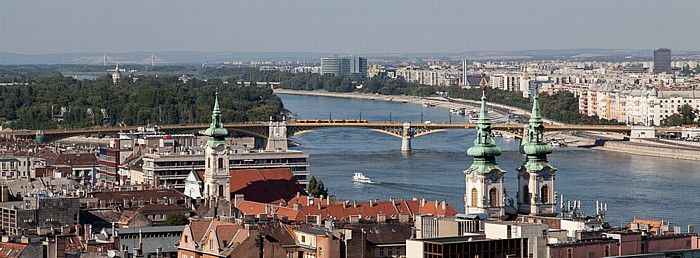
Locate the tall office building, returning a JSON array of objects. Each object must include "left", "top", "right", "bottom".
[
  {"left": 653, "top": 48, "right": 672, "bottom": 74},
  {"left": 321, "top": 55, "right": 366, "bottom": 78},
  {"left": 349, "top": 56, "right": 367, "bottom": 78},
  {"left": 461, "top": 59, "right": 468, "bottom": 86}
]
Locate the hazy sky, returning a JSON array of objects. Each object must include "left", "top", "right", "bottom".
[{"left": 1, "top": 0, "right": 698, "bottom": 54}]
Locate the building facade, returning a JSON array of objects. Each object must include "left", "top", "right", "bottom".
[{"left": 653, "top": 48, "right": 672, "bottom": 74}]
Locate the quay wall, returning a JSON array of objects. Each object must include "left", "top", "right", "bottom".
[{"left": 598, "top": 141, "right": 700, "bottom": 161}]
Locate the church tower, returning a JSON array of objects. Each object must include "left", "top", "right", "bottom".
[
  {"left": 517, "top": 93, "right": 557, "bottom": 216},
  {"left": 464, "top": 91, "right": 506, "bottom": 218},
  {"left": 203, "top": 92, "right": 231, "bottom": 202},
  {"left": 112, "top": 64, "right": 121, "bottom": 85}
]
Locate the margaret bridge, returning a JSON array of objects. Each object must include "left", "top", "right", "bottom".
[{"left": 2, "top": 120, "right": 682, "bottom": 152}]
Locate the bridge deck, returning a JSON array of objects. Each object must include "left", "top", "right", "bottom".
[{"left": 2, "top": 122, "right": 682, "bottom": 139}]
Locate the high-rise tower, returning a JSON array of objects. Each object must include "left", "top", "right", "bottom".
[
  {"left": 464, "top": 91, "right": 506, "bottom": 218},
  {"left": 653, "top": 48, "right": 672, "bottom": 74},
  {"left": 461, "top": 59, "right": 468, "bottom": 86},
  {"left": 517, "top": 93, "right": 557, "bottom": 216},
  {"left": 203, "top": 92, "right": 231, "bottom": 202}
]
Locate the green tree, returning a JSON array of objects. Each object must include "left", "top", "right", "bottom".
[
  {"left": 677, "top": 104, "right": 697, "bottom": 125},
  {"left": 308, "top": 176, "right": 317, "bottom": 194},
  {"left": 663, "top": 114, "right": 683, "bottom": 126},
  {"left": 163, "top": 212, "right": 189, "bottom": 226},
  {"left": 307, "top": 176, "right": 329, "bottom": 198},
  {"left": 316, "top": 181, "right": 328, "bottom": 197}
]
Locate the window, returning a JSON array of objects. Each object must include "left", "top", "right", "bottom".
[
  {"left": 541, "top": 185, "right": 549, "bottom": 204},
  {"left": 567, "top": 249, "right": 573, "bottom": 258},
  {"left": 218, "top": 158, "right": 224, "bottom": 168},
  {"left": 184, "top": 235, "right": 188, "bottom": 243},
  {"left": 301, "top": 235, "right": 305, "bottom": 243},
  {"left": 523, "top": 186, "right": 530, "bottom": 204},
  {"left": 471, "top": 188, "right": 478, "bottom": 207},
  {"left": 218, "top": 185, "right": 224, "bottom": 197},
  {"left": 489, "top": 188, "right": 498, "bottom": 207},
  {"left": 379, "top": 248, "right": 384, "bottom": 256},
  {"left": 604, "top": 245, "right": 610, "bottom": 256}
]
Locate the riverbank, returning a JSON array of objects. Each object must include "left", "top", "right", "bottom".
[
  {"left": 274, "top": 89, "right": 700, "bottom": 160},
  {"left": 274, "top": 89, "right": 556, "bottom": 124}
]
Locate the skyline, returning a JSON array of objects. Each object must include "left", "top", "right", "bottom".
[{"left": 1, "top": 0, "right": 699, "bottom": 55}]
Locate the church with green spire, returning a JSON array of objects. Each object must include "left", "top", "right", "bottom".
[
  {"left": 464, "top": 91, "right": 507, "bottom": 218},
  {"left": 203, "top": 92, "right": 232, "bottom": 202},
  {"left": 517, "top": 93, "right": 558, "bottom": 216},
  {"left": 203, "top": 92, "right": 229, "bottom": 148}
]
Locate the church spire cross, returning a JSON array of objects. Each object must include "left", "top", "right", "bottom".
[
  {"left": 204, "top": 89, "right": 229, "bottom": 148},
  {"left": 467, "top": 89, "right": 502, "bottom": 162}
]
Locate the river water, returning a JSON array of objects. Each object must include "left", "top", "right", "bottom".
[{"left": 279, "top": 93, "right": 700, "bottom": 228}]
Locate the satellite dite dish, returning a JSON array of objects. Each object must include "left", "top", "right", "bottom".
[{"left": 107, "top": 250, "right": 116, "bottom": 258}]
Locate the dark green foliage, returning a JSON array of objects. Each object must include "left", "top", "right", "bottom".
[
  {"left": 307, "top": 176, "right": 329, "bottom": 198},
  {"left": 0, "top": 74, "right": 283, "bottom": 129},
  {"left": 163, "top": 212, "right": 189, "bottom": 226},
  {"left": 663, "top": 104, "right": 697, "bottom": 126}
]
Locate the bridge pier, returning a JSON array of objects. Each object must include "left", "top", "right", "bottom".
[
  {"left": 266, "top": 121, "right": 288, "bottom": 151},
  {"left": 401, "top": 122, "right": 412, "bottom": 152}
]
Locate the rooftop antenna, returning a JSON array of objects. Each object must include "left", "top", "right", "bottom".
[
  {"left": 103, "top": 53, "right": 107, "bottom": 66},
  {"left": 151, "top": 53, "right": 155, "bottom": 66}
]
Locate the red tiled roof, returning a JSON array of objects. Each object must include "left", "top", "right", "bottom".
[
  {"left": 229, "top": 168, "right": 304, "bottom": 204},
  {"left": 53, "top": 153, "right": 97, "bottom": 167},
  {"left": 628, "top": 219, "right": 665, "bottom": 232},
  {"left": 236, "top": 199, "right": 458, "bottom": 222},
  {"left": 187, "top": 220, "right": 212, "bottom": 243},
  {"left": 90, "top": 189, "right": 187, "bottom": 203},
  {"left": 0, "top": 242, "right": 27, "bottom": 258},
  {"left": 136, "top": 203, "right": 189, "bottom": 214},
  {"left": 187, "top": 220, "right": 248, "bottom": 255}
]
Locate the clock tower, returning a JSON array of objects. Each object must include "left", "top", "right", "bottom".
[
  {"left": 517, "top": 93, "right": 557, "bottom": 216},
  {"left": 464, "top": 91, "right": 506, "bottom": 219},
  {"left": 203, "top": 92, "right": 231, "bottom": 203}
]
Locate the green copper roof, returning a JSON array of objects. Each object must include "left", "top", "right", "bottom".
[
  {"left": 466, "top": 91, "right": 504, "bottom": 174},
  {"left": 519, "top": 93, "right": 556, "bottom": 172},
  {"left": 204, "top": 92, "right": 229, "bottom": 148}
]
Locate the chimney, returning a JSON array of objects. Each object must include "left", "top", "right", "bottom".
[
  {"left": 353, "top": 200, "right": 357, "bottom": 208},
  {"left": 307, "top": 197, "right": 314, "bottom": 206},
  {"left": 435, "top": 200, "right": 438, "bottom": 209},
  {"left": 369, "top": 199, "right": 373, "bottom": 207},
  {"left": 441, "top": 200, "right": 446, "bottom": 210},
  {"left": 421, "top": 198, "right": 426, "bottom": 207},
  {"left": 234, "top": 194, "right": 244, "bottom": 208},
  {"left": 293, "top": 202, "right": 302, "bottom": 211},
  {"left": 328, "top": 195, "right": 336, "bottom": 205}
]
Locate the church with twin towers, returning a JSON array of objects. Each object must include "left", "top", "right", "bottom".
[{"left": 464, "top": 89, "right": 557, "bottom": 220}]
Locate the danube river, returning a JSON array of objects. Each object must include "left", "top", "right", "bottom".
[{"left": 280, "top": 93, "right": 699, "bottom": 228}]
